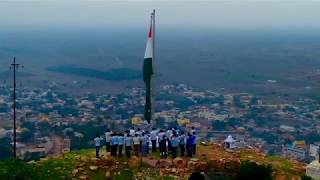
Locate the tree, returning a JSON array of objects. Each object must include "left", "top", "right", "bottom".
[
  {"left": 235, "top": 161, "right": 273, "bottom": 180},
  {"left": 301, "top": 174, "right": 312, "bottom": 180}
]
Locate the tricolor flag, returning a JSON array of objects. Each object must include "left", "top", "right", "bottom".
[{"left": 143, "top": 10, "right": 155, "bottom": 124}]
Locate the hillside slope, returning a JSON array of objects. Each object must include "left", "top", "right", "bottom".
[{"left": 0, "top": 143, "right": 306, "bottom": 180}]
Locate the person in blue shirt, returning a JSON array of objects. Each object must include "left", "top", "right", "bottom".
[
  {"left": 118, "top": 133, "right": 125, "bottom": 157},
  {"left": 145, "top": 131, "right": 150, "bottom": 154},
  {"left": 124, "top": 133, "right": 133, "bottom": 158},
  {"left": 179, "top": 131, "right": 186, "bottom": 157},
  {"left": 170, "top": 133, "right": 179, "bottom": 158},
  {"left": 111, "top": 133, "right": 119, "bottom": 156},
  {"left": 192, "top": 132, "right": 197, "bottom": 155},
  {"left": 105, "top": 129, "right": 112, "bottom": 152},
  {"left": 94, "top": 134, "right": 103, "bottom": 158},
  {"left": 141, "top": 132, "right": 149, "bottom": 157},
  {"left": 186, "top": 133, "right": 193, "bottom": 157}
]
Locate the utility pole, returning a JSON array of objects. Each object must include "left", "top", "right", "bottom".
[{"left": 10, "top": 57, "right": 22, "bottom": 158}]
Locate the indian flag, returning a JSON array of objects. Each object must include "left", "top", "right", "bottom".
[
  {"left": 143, "top": 15, "right": 154, "bottom": 83},
  {"left": 143, "top": 11, "right": 155, "bottom": 123}
]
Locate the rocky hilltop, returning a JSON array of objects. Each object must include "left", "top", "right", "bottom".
[{"left": 1, "top": 143, "right": 307, "bottom": 180}]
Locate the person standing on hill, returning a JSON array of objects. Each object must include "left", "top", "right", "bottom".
[
  {"left": 158, "top": 129, "right": 165, "bottom": 142},
  {"left": 170, "top": 133, "right": 179, "bottom": 158},
  {"left": 94, "top": 134, "right": 103, "bottom": 158},
  {"left": 145, "top": 131, "right": 150, "bottom": 154},
  {"left": 136, "top": 128, "right": 143, "bottom": 152},
  {"left": 159, "top": 135, "right": 168, "bottom": 159},
  {"left": 167, "top": 128, "right": 173, "bottom": 154},
  {"left": 105, "top": 129, "right": 112, "bottom": 152},
  {"left": 129, "top": 127, "right": 135, "bottom": 137},
  {"left": 141, "top": 132, "right": 149, "bottom": 156},
  {"left": 111, "top": 133, "right": 119, "bottom": 156},
  {"left": 118, "top": 133, "right": 124, "bottom": 157},
  {"left": 110, "top": 133, "right": 115, "bottom": 156},
  {"left": 179, "top": 131, "right": 186, "bottom": 157},
  {"left": 186, "top": 133, "right": 193, "bottom": 157},
  {"left": 150, "top": 128, "right": 158, "bottom": 152},
  {"left": 133, "top": 134, "right": 140, "bottom": 156},
  {"left": 173, "top": 127, "right": 179, "bottom": 136},
  {"left": 158, "top": 129, "right": 165, "bottom": 156},
  {"left": 192, "top": 132, "right": 197, "bottom": 155},
  {"left": 124, "top": 133, "right": 133, "bottom": 158},
  {"left": 190, "top": 126, "right": 196, "bottom": 135}
]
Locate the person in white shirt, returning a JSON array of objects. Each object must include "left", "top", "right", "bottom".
[
  {"left": 150, "top": 128, "right": 158, "bottom": 152},
  {"left": 136, "top": 128, "right": 142, "bottom": 137},
  {"left": 158, "top": 129, "right": 165, "bottom": 142},
  {"left": 129, "top": 127, "right": 135, "bottom": 137},
  {"left": 166, "top": 128, "right": 173, "bottom": 138},
  {"left": 166, "top": 128, "right": 173, "bottom": 154},
  {"left": 124, "top": 134, "right": 133, "bottom": 158},
  {"left": 141, "top": 132, "right": 149, "bottom": 156},
  {"left": 105, "top": 129, "right": 112, "bottom": 152},
  {"left": 133, "top": 134, "right": 140, "bottom": 156},
  {"left": 94, "top": 134, "right": 103, "bottom": 158},
  {"left": 135, "top": 128, "right": 143, "bottom": 153}
]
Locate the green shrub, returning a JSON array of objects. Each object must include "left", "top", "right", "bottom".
[{"left": 235, "top": 161, "right": 273, "bottom": 180}]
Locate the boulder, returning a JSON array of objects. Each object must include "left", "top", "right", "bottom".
[
  {"left": 128, "top": 156, "right": 140, "bottom": 168},
  {"left": 142, "top": 157, "right": 158, "bottom": 167},
  {"left": 89, "top": 165, "right": 98, "bottom": 171},
  {"left": 187, "top": 161, "right": 197, "bottom": 170},
  {"left": 80, "top": 156, "right": 88, "bottom": 162},
  {"left": 75, "top": 155, "right": 81, "bottom": 160},
  {"left": 275, "top": 175, "right": 286, "bottom": 180},
  {"left": 72, "top": 169, "right": 79, "bottom": 176},
  {"left": 77, "top": 167, "right": 84, "bottom": 172},
  {"left": 224, "top": 159, "right": 241, "bottom": 172},
  {"left": 173, "top": 157, "right": 185, "bottom": 168},
  {"left": 91, "top": 157, "right": 99, "bottom": 161},
  {"left": 79, "top": 175, "right": 88, "bottom": 180},
  {"left": 105, "top": 171, "right": 111, "bottom": 179},
  {"left": 195, "top": 162, "right": 208, "bottom": 171},
  {"left": 102, "top": 158, "right": 113, "bottom": 166},
  {"left": 77, "top": 163, "right": 86, "bottom": 168},
  {"left": 171, "top": 168, "right": 177, "bottom": 173},
  {"left": 157, "top": 159, "right": 173, "bottom": 168},
  {"left": 189, "top": 158, "right": 199, "bottom": 162},
  {"left": 91, "top": 157, "right": 100, "bottom": 166},
  {"left": 136, "top": 172, "right": 143, "bottom": 178}
]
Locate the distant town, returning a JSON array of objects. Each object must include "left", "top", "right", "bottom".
[{"left": 0, "top": 80, "right": 320, "bottom": 163}]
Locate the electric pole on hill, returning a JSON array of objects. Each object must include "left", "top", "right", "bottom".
[{"left": 10, "top": 57, "right": 22, "bottom": 158}]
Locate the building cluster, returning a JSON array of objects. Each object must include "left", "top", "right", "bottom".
[{"left": 0, "top": 81, "right": 319, "bottom": 163}]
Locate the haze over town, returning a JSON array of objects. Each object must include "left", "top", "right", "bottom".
[{"left": 1, "top": 1, "right": 320, "bottom": 179}]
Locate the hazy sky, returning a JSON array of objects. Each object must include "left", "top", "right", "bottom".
[{"left": 0, "top": 1, "right": 320, "bottom": 31}]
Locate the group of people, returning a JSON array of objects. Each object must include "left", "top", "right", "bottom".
[{"left": 93, "top": 126, "right": 197, "bottom": 159}]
